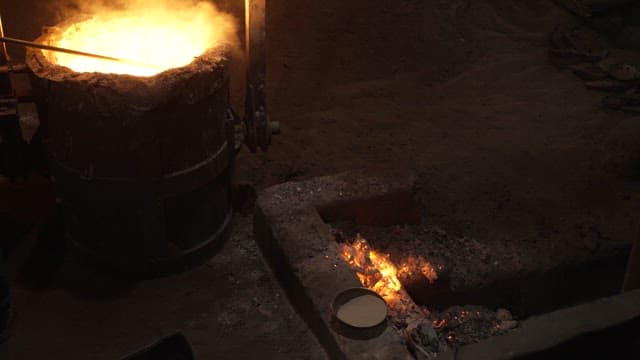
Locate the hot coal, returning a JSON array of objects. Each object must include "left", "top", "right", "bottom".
[
  {"left": 428, "top": 305, "right": 515, "bottom": 346},
  {"left": 334, "top": 230, "right": 520, "bottom": 358},
  {"left": 332, "top": 220, "right": 629, "bottom": 316}
]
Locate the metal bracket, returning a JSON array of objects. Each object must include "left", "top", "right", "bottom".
[
  {"left": 0, "top": 63, "right": 40, "bottom": 179},
  {"left": 226, "top": 107, "right": 244, "bottom": 154},
  {"left": 243, "top": 0, "right": 279, "bottom": 153}
]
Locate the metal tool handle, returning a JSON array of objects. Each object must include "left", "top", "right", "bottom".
[
  {"left": 243, "top": 0, "right": 278, "bottom": 152},
  {"left": 0, "top": 12, "right": 160, "bottom": 69},
  {"left": 0, "top": 36, "right": 162, "bottom": 69}
]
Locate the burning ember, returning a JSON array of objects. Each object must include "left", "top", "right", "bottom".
[
  {"left": 43, "top": 0, "right": 237, "bottom": 76},
  {"left": 339, "top": 233, "right": 518, "bottom": 356},
  {"left": 340, "top": 234, "right": 437, "bottom": 312}
]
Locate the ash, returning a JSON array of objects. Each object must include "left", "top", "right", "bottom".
[
  {"left": 393, "top": 304, "right": 517, "bottom": 359},
  {"left": 428, "top": 306, "right": 516, "bottom": 346}
]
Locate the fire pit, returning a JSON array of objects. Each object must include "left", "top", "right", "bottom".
[{"left": 254, "top": 168, "right": 640, "bottom": 359}]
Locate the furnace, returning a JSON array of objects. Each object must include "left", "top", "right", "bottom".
[
  {"left": 25, "top": 28, "right": 235, "bottom": 276},
  {"left": 2, "top": 0, "right": 276, "bottom": 276}
]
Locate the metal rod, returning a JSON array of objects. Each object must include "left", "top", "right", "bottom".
[
  {"left": 0, "top": 14, "right": 10, "bottom": 65},
  {"left": 244, "top": 0, "right": 269, "bottom": 152},
  {"left": 0, "top": 36, "right": 162, "bottom": 69},
  {"left": 623, "top": 235, "right": 640, "bottom": 291}
]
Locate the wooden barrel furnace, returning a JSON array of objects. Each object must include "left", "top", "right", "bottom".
[{"left": 25, "top": 39, "right": 234, "bottom": 276}]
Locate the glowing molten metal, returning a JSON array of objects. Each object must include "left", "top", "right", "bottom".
[
  {"left": 340, "top": 234, "right": 438, "bottom": 312},
  {"left": 43, "top": 1, "right": 236, "bottom": 77}
]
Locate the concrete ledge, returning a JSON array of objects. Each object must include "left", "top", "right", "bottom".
[
  {"left": 254, "top": 168, "right": 418, "bottom": 359},
  {"left": 447, "top": 289, "right": 640, "bottom": 360}
]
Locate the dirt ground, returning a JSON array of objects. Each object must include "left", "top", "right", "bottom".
[
  {"left": 0, "top": 216, "right": 327, "bottom": 360},
  {"left": 1, "top": 0, "right": 639, "bottom": 359}
]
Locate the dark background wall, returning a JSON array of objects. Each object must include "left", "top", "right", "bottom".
[{"left": 0, "top": 0, "right": 53, "bottom": 60}]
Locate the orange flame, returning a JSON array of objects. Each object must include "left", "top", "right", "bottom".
[
  {"left": 340, "top": 234, "right": 438, "bottom": 310},
  {"left": 43, "top": 1, "right": 237, "bottom": 76},
  {"left": 398, "top": 255, "right": 438, "bottom": 283}
]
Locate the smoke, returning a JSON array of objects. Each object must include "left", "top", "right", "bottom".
[{"left": 48, "top": 0, "right": 240, "bottom": 51}]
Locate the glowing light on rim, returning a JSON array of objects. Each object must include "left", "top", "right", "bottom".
[{"left": 43, "top": 1, "right": 236, "bottom": 77}]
